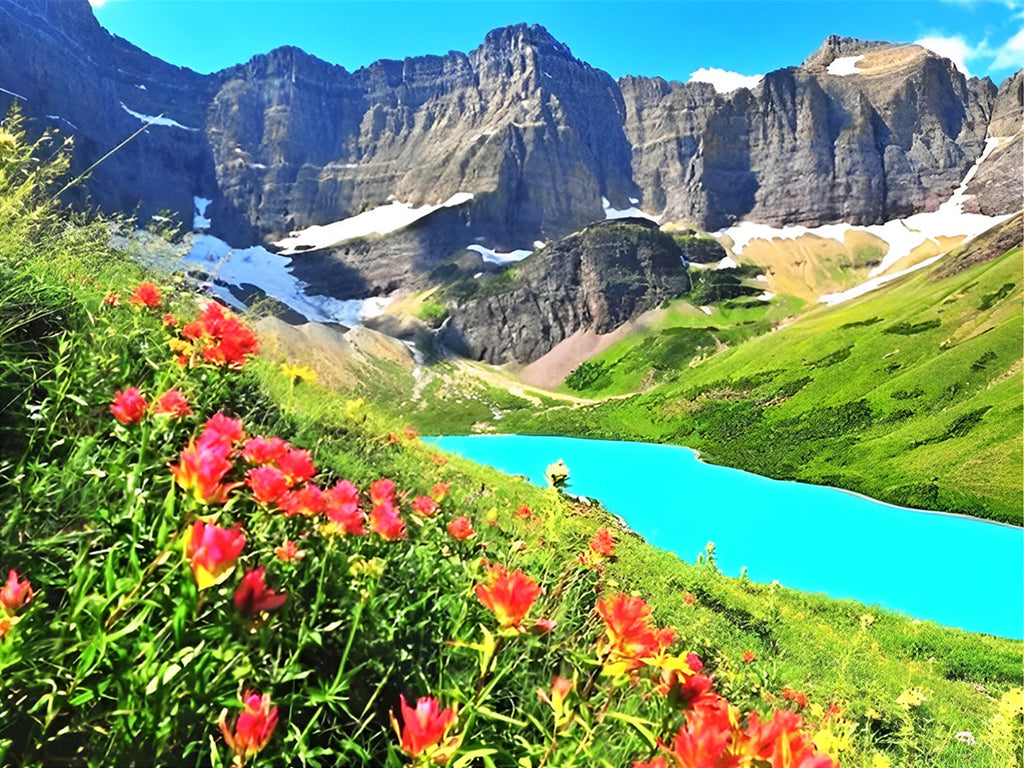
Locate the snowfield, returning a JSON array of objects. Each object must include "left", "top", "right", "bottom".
[
  {"left": 274, "top": 193, "right": 474, "bottom": 254},
  {"left": 718, "top": 137, "right": 1013, "bottom": 305}
]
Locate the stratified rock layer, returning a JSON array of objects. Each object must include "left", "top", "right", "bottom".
[
  {"left": 441, "top": 220, "right": 690, "bottom": 363},
  {"left": 1, "top": 3, "right": 1020, "bottom": 294}
]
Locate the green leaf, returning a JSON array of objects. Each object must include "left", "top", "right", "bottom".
[{"left": 452, "top": 748, "right": 498, "bottom": 768}]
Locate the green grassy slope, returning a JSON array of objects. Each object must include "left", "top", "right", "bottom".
[
  {"left": 489, "top": 239, "right": 1023, "bottom": 524},
  {"left": 2, "top": 113, "right": 1022, "bottom": 767}
]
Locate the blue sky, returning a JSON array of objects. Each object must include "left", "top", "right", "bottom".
[{"left": 92, "top": 0, "right": 1023, "bottom": 84}]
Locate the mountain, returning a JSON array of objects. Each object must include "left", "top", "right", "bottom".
[
  {"left": 441, "top": 219, "right": 691, "bottom": 364},
  {"left": 1, "top": 0, "right": 1019, "bottom": 307}
]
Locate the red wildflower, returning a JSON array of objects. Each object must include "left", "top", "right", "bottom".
[
  {"left": 198, "top": 413, "right": 246, "bottom": 450},
  {"left": 515, "top": 504, "right": 532, "bottom": 519},
  {"left": 387, "top": 432, "right": 401, "bottom": 444},
  {"left": 151, "top": 389, "right": 192, "bottom": 418},
  {"left": 184, "top": 520, "right": 245, "bottom": 589},
  {"left": 161, "top": 313, "right": 177, "bottom": 327},
  {"left": 633, "top": 760, "right": 669, "bottom": 768},
  {"left": 241, "top": 436, "right": 290, "bottom": 465},
  {"left": 475, "top": 563, "right": 541, "bottom": 632},
  {"left": 102, "top": 292, "right": 120, "bottom": 306},
  {"left": 532, "top": 617, "right": 557, "bottom": 634},
  {"left": 370, "top": 501, "right": 407, "bottom": 541},
  {"left": 391, "top": 694, "right": 458, "bottom": 761},
  {"left": 0, "top": 615, "right": 10, "bottom": 641},
  {"left": 431, "top": 481, "right": 450, "bottom": 501},
  {"left": 276, "top": 448, "right": 316, "bottom": 486},
  {"left": 683, "top": 591, "right": 696, "bottom": 606},
  {"left": 743, "top": 651, "right": 757, "bottom": 663},
  {"left": 430, "top": 453, "right": 448, "bottom": 466},
  {"left": 596, "top": 594, "right": 675, "bottom": 671},
  {"left": 170, "top": 437, "right": 237, "bottom": 505},
  {"left": 110, "top": 387, "right": 148, "bottom": 425},
  {"left": 129, "top": 281, "right": 162, "bottom": 307},
  {"left": 744, "top": 709, "right": 834, "bottom": 768},
  {"left": 823, "top": 703, "right": 842, "bottom": 721},
  {"left": 411, "top": 495, "right": 439, "bottom": 517},
  {"left": 663, "top": 695, "right": 739, "bottom": 767},
  {"left": 589, "top": 526, "right": 616, "bottom": 557},
  {"left": 245, "top": 465, "right": 291, "bottom": 507},
  {"left": 275, "top": 539, "right": 306, "bottom": 562},
  {"left": 323, "top": 480, "right": 365, "bottom": 535},
  {"left": 781, "top": 687, "right": 809, "bottom": 709},
  {"left": 233, "top": 567, "right": 287, "bottom": 617},
  {"left": 447, "top": 516, "right": 475, "bottom": 541},
  {"left": 370, "top": 478, "right": 396, "bottom": 506},
  {"left": 278, "top": 484, "right": 325, "bottom": 517},
  {"left": 183, "top": 302, "right": 259, "bottom": 368},
  {"left": 219, "top": 691, "right": 278, "bottom": 763},
  {"left": 402, "top": 425, "right": 418, "bottom": 441},
  {"left": 0, "top": 569, "right": 33, "bottom": 614}
]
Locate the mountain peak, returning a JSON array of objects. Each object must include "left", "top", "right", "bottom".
[
  {"left": 802, "top": 35, "right": 892, "bottom": 68},
  {"left": 479, "top": 23, "right": 575, "bottom": 59}
]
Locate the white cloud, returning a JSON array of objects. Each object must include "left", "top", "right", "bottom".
[
  {"left": 688, "top": 67, "right": 763, "bottom": 94},
  {"left": 915, "top": 35, "right": 974, "bottom": 75},
  {"left": 991, "top": 27, "right": 1024, "bottom": 70}
]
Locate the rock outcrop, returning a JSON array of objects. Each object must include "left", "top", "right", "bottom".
[
  {"left": 441, "top": 219, "right": 690, "bottom": 363},
  {"left": 964, "top": 71, "right": 1023, "bottom": 215},
  {"left": 0, "top": 2, "right": 1019, "bottom": 300},
  {"left": 621, "top": 36, "right": 999, "bottom": 230}
]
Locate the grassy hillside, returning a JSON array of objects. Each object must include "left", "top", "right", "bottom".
[
  {"left": 2, "top": 111, "right": 1023, "bottom": 768},
  {"left": 462, "top": 232, "right": 1023, "bottom": 525}
]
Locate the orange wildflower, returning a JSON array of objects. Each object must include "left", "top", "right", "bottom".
[
  {"left": 183, "top": 520, "right": 245, "bottom": 589},
  {"left": 129, "top": 281, "right": 161, "bottom": 307},
  {"left": 391, "top": 694, "right": 458, "bottom": 763},
  {"left": 219, "top": 691, "right": 278, "bottom": 763},
  {"left": 447, "top": 516, "right": 475, "bottom": 541},
  {"left": 596, "top": 594, "right": 675, "bottom": 671},
  {"left": 475, "top": 563, "right": 541, "bottom": 632},
  {"left": 151, "top": 389, "right": 192, "bottom": 418}
]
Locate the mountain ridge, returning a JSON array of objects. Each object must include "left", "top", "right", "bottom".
[{"left": 0, "top": 0, "right": 1019, "bottom": 302}]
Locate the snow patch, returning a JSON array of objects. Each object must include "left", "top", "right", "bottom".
[
  {"left": 467, "top": 244, "right": 533, "bottom": 265},
  {"left": 274, "top": 193, "right": 474, "bottom": 254},
  {"left": 718, "top": 137, "right": 1012, "bottom": 305},
  {"left": 602, "top": 196, "right": 659, "bottom": 222},
  {"left": 135, "top": 84, "right": 147, "bottom": 90},
  {"left": 688, "top": 67, "right": 763, "bottom": 93},
  {"left": 182, "top": 234, "right": 391, "bottom": 325},
  {"left": 119, "top": 102, "right": 197, "bottom": 131},
  {"left": 717, "top": 256, "right": 737, "bottom": 270},
  {"left": 533, "top": 240, "right": 547, "bottom": 250},
  {"left": 193, "top": 196, "right": 212, "bottom": 231},
  {"left": 827, "top": 56, "right": 864, "bottom": 76},
  {"left": 0, "top": 86, "right": 27, "bottom": 101},
  {"left": 46, "top": 114, "right": 78, "bottom": 130},
  {"left": 699, "top": 306, "right": 714, "bottom": 315},
  {"left": 756, "top": 291, "right": 774, "bottom": 301},
  {"left": 819, "top": 255, "right": 945, "bottom": 306},
  {"left": 629, "top": 197, "right": 640, "bottom": 205},
  {"left": 755, "top": 274, "right": 768, "bottom": 282}
]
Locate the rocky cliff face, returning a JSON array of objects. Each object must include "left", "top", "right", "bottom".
[
  {"left": 441, "top": 220, "right": 690, "bottom": 363},
  {"left": 0, "top": 1, "right": 1019, "bottom": 297},
  {"left": 621, "top": 36, "right": 999, "bottom": 230},
  {"left": 207, "top": 25, "right": 636, "bottom": 246},
  {"left": 0, "top": 0, "right": 220, "bottom": 224},
  {"left": 964, "top": 71, "right": 1023, "bottom": 215}
]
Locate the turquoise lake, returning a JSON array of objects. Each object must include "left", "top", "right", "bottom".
[{"left": 426, "top": 435, "right": 1024, "bottom": 639}]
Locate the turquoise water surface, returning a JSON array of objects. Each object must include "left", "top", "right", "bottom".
[{"left": 426, "top": 435, "right": 1023, "bottom": 639}]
